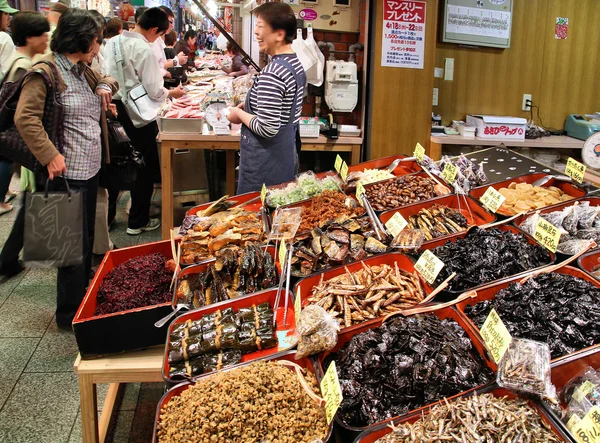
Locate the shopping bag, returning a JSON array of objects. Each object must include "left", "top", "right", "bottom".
[{"left": 23, "top": 177, "right": 84, "bottom": 268}]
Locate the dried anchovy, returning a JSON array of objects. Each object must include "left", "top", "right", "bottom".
[
  {"left": 375, "top": 393, "right": 561, "bottom": 443},
  {"left": 307, "top": 263, "right": 425, "bottom": 328}
]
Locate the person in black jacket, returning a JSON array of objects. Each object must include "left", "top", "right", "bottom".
[{"left": 173, "top": 29, "right": 196, "bottom": 67}]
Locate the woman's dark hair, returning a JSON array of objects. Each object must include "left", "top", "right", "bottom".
[
  {"left": 138, "top": 7, "right": 169, "bottom": 33},
  {"left": 184, "top": 29, "right": 196, "bottom": 41},
  {"left": 164, "top": 29, "right": 177, "bottom": 46},
  {"left": 253, "top": 3, "right": 295, "bottom": 44},
  {"left": 158, "top": 5, "right": 174, "bottom": 18},
  {"left": 226, "top": 41, "right": 240, "bottom": 55},
  {"left": 10, "top": 11, "right": 50, "bottom": 47},
  {"left": 106, "top": 17, "right": 123, "bottom": 39},
  {"left": 51, "top": 9, "right": 100, "bottom": 54},
  {"left": 88, "top": 9, "right": 105, "bottom": 43},
  {"left": 135, "top": 6, "right": 148, "bottom": 23}
]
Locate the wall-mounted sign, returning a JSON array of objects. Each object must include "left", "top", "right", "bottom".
[
  {"left": 299, "top": 8, "right": 318, "bottom": 21},
  {"left": 381, "top": 0, "right": 426, "bottom": 69}
]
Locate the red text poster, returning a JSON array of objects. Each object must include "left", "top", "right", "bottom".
[{"left": 381, "top": 0, "right": 426, "bottom": 69}]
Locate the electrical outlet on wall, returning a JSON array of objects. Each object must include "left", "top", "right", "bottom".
[{"left": 522, "top": 94, "right": 532, "bottom": 111}]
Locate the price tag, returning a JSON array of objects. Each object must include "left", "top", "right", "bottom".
[
  {"left": 568, "top": 406, "right": 600, "bottom": 443},
  {"left": 414, "top": 250, "right": 445, "bottom": 285},
  {"left": 334, "top": 154, "right": 343, "bottom": 173},
  {"left": 442, "top": 162, "right": 458, "bottom": 184},
  {"left": 260, "top": 184, "right": 267, "bottom": 205},
  {"left": 294, "top": 288, "right": 301, "bottom": 326},
  {"left": 340, "top": 161, "right": 349, "bottom": 181},
  {"left": 566, "top": 157, "right": 587, "bottom": 184},
  {"left": 278, "top": 241, "right": 287, "bottom": 268},
  {"left": 320, "top": 361, "right": 343, "bottom": 424},
  {"left": 534, "top": 217, "right": 561, "bottom": 253},
  {"left": 414, "top": 142, "right": 425, "bottom": 163},
  {"left": 479, "top": 187, "right": 506, "bottom": 213},
  {"left": 385, "top": 212, "right": 408, "bottom": 238},
  {"left": 480, "top": 309, "right": 513, "bottom": 364},
  {"left": 356, "top": 182, "right": 366, "bottom": 205},
  {"left": 574, "top": 381, "right": 598, "bottom": 403}
]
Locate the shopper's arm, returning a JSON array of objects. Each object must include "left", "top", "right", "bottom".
[{"left": 133, "top": 49, "right": 169, "bottom": 102}]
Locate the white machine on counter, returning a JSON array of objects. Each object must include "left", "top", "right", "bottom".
[{"left": 324, "top": 60, "right": 358, "bottom": 113}]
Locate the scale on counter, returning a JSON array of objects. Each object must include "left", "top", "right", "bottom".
[
  {"left": 581, "top": 133, "right": 600, "bottom": 170},
  {"left": 205, "top": 101, "right": 231, "bottom": 136}
]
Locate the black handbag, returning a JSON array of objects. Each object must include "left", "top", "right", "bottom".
[
  {"left": 0, "top": 61, "right": 64, "bottom": 172},
  {"left": 99, "top": 118, "right": 143, "bottom": 191}
]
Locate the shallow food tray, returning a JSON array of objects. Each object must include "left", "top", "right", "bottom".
[
  {"left": 347, "top": 154, "right": 423, "bottom": 176},
  {"left": 469, "top": 173, "right": 587, "bottom": 218},
  {"left": 162, "top": 287, "right": 298, "bottom": 384},
  {"left": 293, "top": 252, "right": 434, "bottom": 336},
  {"left": 312, "top": 306, "right": 495, "bottom": 438},
  {"left": 353, "top": 385, "right": 571, "bottom": 443},
  {"left": 153, "top": 351, "right": 333, "bottom": 443},
  {"left": 578, "top": 249, "right": 600, "bottom": 282},
  {"left": 157, "top": 116, "right": 204, "bottom": 134},
  {"left": 420, "top": 224, "right": 555, "bottom": 298},
  {"left": 265, "top": 171, "right": 343, "bottom": 210},
  {"left": 379, "top": 194, "right": 496, "bottom": 246},
  {"left": 184, "top": 192, "right": 261, "bottom": 217},
  {"left": 454, "top": 265, "right": 600, "bottom": 365},
  {"left": 73, "top": 240, "right": 177, "bottom": 359},
  {"left": 172, "top": 245, "right": 276, "bottom": 309}
]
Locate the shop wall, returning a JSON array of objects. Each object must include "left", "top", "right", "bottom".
[
  {"left": 287, "top": 1, "right": 360, "bottom": 33},
  {"left": 434, "top": 0, "right": 600, "bottom": 129}
]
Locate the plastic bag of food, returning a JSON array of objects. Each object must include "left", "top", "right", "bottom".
[
  {"left": 497, "top": 337, "right": 555, "bottom": 399},
  {"left": 475, "top": 161, "right": 488, "bottom": 185},
  {"left": 557, "top": 239, "right": 592, "bottom": 255},
  {"left": 563, "top": 205, "right": 580, "bottom": 234},
  {"left": 390, "top": 229, "right": 424, "bottom": 254},
  {"left": 266, "top": 188, "right": 288, "bottom": 208},
  {"left": 295, "top": 305, "right": 340, "bottom": 359},
  {"left": 576, "top": 204, "right": 600, "bottom": 230},
  {"left": 320, "top": 175, "right": 342, "bottom": 192},
  {"left": 542, "top": 208, "right": 570, "bottom": 232},
  {"left": 561, "top": 366, "right": 600, "bottom": 406},
  {"left": 519, "top": 212, "right": 540, "bottom": 236},
  {"left": 575, "top": 228, "right": 600, "bottom": 241},
  {"left": 296, "top": 171, "right": 322, "bottom": 199}
]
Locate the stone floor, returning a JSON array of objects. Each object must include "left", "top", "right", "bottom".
[{"left": 0, "top": 182, "right": 165, "bottom": 443}]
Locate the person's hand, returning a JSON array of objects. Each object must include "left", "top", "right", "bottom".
[
  {"left": 47, "top": 153, "right": 66, "bottom": 180},
  {"left": 227, "top": 72, "right": 236, "bottom": 77},
  {"left": 164, "top": 71, "right": 172, "bottom": 79},
  {"left": 225, "top": 107, "right": 242, "bottom": 125},
  {"left": 177, "top": 52, "right": 188, "bottom": 65},
  {"left": 164, "top": 59, "right": 175, "bottom": 69},
  {"left": 107, "top": 103, "right": 117, "bottom": 118},
  {"left": 236, "top": 102, "right": 244, "bottom": 110},
  {"left": 95, "top": 88, "right": 112, "bottom": 111},
  {"left": 168, "top": 86, "right": 185, "bottom": 99}
]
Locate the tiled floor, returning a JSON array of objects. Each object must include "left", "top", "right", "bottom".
[{"left": 0, "top": 184, "right": 165, "bottom": 443}]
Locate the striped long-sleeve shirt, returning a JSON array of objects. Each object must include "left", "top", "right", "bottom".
[{"left": 248, "top": 54, "right": 304, "bottom": 139}]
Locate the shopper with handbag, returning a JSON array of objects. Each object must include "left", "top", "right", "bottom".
[
  {"left": 9, "top": 9, "right": 118, "bottom": 329},
  {"left": 103, "top": 7, "right": 185, "bottom": 236}
]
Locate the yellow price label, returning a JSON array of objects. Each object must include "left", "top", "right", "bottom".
[
  {"left": 566, "top": 157, "right": 586, "bottom": 184},
  {"left": 574, "top": 381, "right": 598, "bottom": 403},
  {"left": 385, "top": 212, "right": 408, "bottom": 238},
  {"left": 480, "top": 309, "right": 512, "bottom": 364},
  {"left": 294, "top": 288, "right": 302, "bottom": 326},
  {"left": 534, "top": 217, "right": 561, "bottom": 253},
  {"left": 414, "top": 143, "right": 425, "bottom": 163},
  {"left": 480, "top": 187, "right": 506, "bottom": 213},
  {"left": 442, "top": 163, "right": 458, "bottom": 184},
  {"left": 340, "top": 161, "right": 349, "bottom": 181},
  {"left": 320, "top": 361, "right": 343, "bottom": 424},
  {"left": 334, "top": 154, "right": 343, "bottom": 173},
  {"left": 414, "top": 250, "right": 445, "bottom": 285},
  {"left": 568, "top": 406, "right": 600, "bottom": 443},
  {"left": 278, "top": 241, "right": 287, "bottom": 268},
  {"left": 356, "top": 182, "right": 366, "bottom": 206},
  {"left": 260, "top": 183, "right": 267, "bottom": 204}
]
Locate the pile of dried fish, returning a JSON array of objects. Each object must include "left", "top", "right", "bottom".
[
  {"left": 406, "top": 204, "right": 470, "bottom": 240},
  {"left": 298, "top": 190, "right": 365, "bottom": 233},
  {"left": 307, "top": 263, "right": 425, "bottom": 327},
  {"left": 291, "top": 218, "right": 389, "bottom": 277},
  {"left": 375, "top": 393, "right": 561, "bottom": 442},
  {"left": 180, "top": 207, "right": 265, "bottom": 265},
  {"left": 175, "top": 244, "right": 278, "bottom": 308}
]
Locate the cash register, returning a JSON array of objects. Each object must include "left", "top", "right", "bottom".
[{"left": 564, "top": 114, "right": 600, "bottom": 140}]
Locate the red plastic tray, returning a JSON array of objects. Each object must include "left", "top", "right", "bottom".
[
  {"left": 293, "top": 252, "right": 434, "bottom": 335},
  {"left": 379, "top": 194, "right": 496, "bottom": 245},
  {"left": 313, "top": 306, "right": 495, "bottom": 435},
  {"left": 353, "top": 386, "right": 571, "bottom": 443},
  {"left": 420, "top": 224, "right": 555, "bottom": 296},
  {"left": 73, "top": 239, "right": 178, "bottom": 358},
  {"left": 347, "top": 154, "right": 423, "bottom": 176},
  {"left": 162, "top": 287, "right": 298, "bottom": 384},
  {"left": 454, "top": 265, "right": 600, "bottom": 364},
  {"left": 185, "top": 192, "right": 262, "bottom": 217},
  {"left": 172, "top": 245, "right": 277, "bottom": 309},
  {"left": 153, "top": 351, "right": 333, "bottom": 443},
  {"left": 578, "top": 249, "right": 600, "bottom": 281},
  {"left": 469, "top": 173, "right": 587, "bottom": 217}
]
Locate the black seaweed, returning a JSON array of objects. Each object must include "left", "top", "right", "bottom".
[
  {"left": 432, "top": 228, "right": 551, "bottom": 291},
  {"left": 465, "top": 273, "right": 600, "bottom": 359},
  {"left": 326, "top": 314, "right": 493, "bottom": 427}
]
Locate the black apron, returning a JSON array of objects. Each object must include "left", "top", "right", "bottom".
[{"left": 237, "top": 57, "right": 305, "bottom": 194}]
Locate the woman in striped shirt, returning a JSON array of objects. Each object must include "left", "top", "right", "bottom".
[{"left": 226, "top": 2, "right": 306, "bottom": 194}]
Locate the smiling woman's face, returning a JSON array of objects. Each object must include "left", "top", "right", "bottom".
[{"left": 254, "top": 16, "right": 282, "bottom": 56}]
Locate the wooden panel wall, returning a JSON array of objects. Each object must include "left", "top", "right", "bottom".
[
  {"left": 369, "top": 0, "right": 439, "bottom": 158},
  {"left": 434, "top": 0, "right": 600, "bottom": 129}
]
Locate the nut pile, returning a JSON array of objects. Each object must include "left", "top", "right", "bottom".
[
  {"left": 365, "top": 175, "right": 447, "bottom": 211},
  {"left": 156, "top": 361, "right": 328, "bottom": 443}
]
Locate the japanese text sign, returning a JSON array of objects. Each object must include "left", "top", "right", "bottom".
[
  {"left": 480, "top": 187, "right": 506, "bottom": 213},
  {"left": 321, "top": 361, "right": 343, "bottom": 424},
  {"left": 534, "top": 217, "right": 561, "bottom": 253},
  {"left": 382, "top": 1, "right": 426, "bottom": 69},
  {"left": 414, "top": 250, "right": 444, "bottom": 284},
  {"left": 565, "top": 157, "right": 586, "bottom": 184},
  {"left": 480, "top": 309, "right": 512, "bottom": 364}
]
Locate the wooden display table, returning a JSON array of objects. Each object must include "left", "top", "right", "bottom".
[
  {"left": 73, "top": 347, "right": 163, "bottom": 443},
  {"left": 159, "top": 132, "right": 363, "bottom": 239}
]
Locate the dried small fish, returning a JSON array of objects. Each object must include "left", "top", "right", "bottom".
[
  {"left": 306, "top": 263, "right": 425, "bottom": 328},
  {"left": 375, "top": 393, "right": 561, "bottom": 443},
  {"left": 407, "top": 204, "right": 470, "bottom": 241}
]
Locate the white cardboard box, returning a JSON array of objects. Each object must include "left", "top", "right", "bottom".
[{"left": 466, "top": 115, "right": 527, "bottom": 140}]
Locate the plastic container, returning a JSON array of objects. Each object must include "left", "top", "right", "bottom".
[
  {"left": 184, "top": 192, "right": 261, "bottom": 217},
  {"left": 157, "top": 116, "right": 204, "bottom": 134},
  {"left": 454, "top": 265, "right": 600, "bottom": 366},
  {"left": 347, "top": 154, "right": 422, "bottom": 176},
  {"left": 379, "top": 194, "right": 496, "bottom": 246},
  {"left": 578, "top": 249, "right": 600, "bottom": 282},
  {"left": 162, "top": 287, "right": 298, "bottom": 384},
  {"left": 293, "top": 252, "right": 435, "bottom": 335},
  {"left": 312, "top": 307, "right": 495, "bottom": 439},
  {"left": 469, "top": 173, "right": 587, "bottom": 218},
  {"left": 353, "top": 386, "right": 572, "bottom": 443},
  {"left": 152, "top": 351, "right": 333, "bottom": 443},
  {"left": 420, "top": 224, "right": 555, "bottom": 298},
  {"left": 265, "top": 171, "right": 343, "bottom": 210}
]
